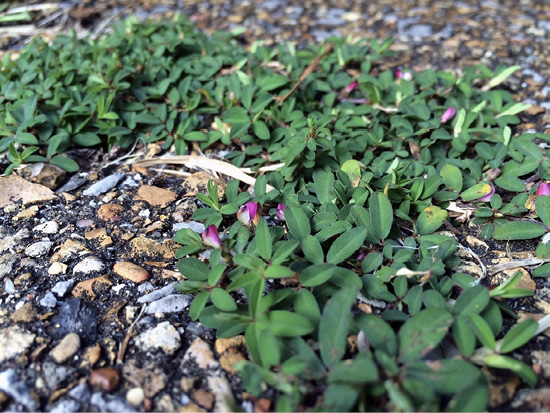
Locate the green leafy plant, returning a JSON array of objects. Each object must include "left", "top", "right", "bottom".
[{"left": 2, "top": 14, "right": 548, "bottom": 411}]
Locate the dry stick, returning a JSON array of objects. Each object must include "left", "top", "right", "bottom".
[
  {"left": 489, "top": 257, "right": 550, "bottom": 274},
  {"left": 117, "top": 304, "right": 147, "bottom": 364},
  {"left": 134, "top": 155, "right": 277, "bottom": 191},
  {"left": 274, "top": 43, "right": 334, "bottom": 104}
]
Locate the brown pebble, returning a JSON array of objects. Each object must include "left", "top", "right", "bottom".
[
  {"left": 10, "top": 302, "right": 36, "bottom": 323},
  {"left": 135, "top": 185, "right": 177, "bottom": 208},
  {"left": 113, "top": 261, "right": 150, "bottom": 283},
  {"left": 90, "top": 367, "right": 120, "bottom": 392},
  {"left": 97, "top": 203, "right": 125, "bottom": 221},
  {"left": 193, "top": 388, "right": 214, "bottom": 410}
]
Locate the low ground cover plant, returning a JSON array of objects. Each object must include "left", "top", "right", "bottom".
[{"left": 2, "top": 14, "right": 550, "bottom": 411}]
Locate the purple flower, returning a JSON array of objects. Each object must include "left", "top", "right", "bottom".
[
  {"left": 237, "top": 201, "right": 261, "bottom": 226},
  {"left": 343, "top": 80, "right": 359, "bottom": 95},
  {"left": 276, "top": 203, "right": 286, "bottom": 221},
  {"left": 441, "top": 107, "right": 456, "bottom": 123},
  {"left": 478, "top": 183, "right": 495, "bottom": 202},
  {"left": 537, "top": 182, "right": 550, "bottom": 197},
  {"left": 396, "top": 69, "right": 412, "bottom": 81},
  {"left": 202, "top": 225, "right": 221, "bottom": 249}
]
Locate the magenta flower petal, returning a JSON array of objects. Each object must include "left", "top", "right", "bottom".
[
  {"left": 276, "top": 203, "right": 286, "bottom": 221},
  {"left": 478, "top": 183, "right": 495, "bottom": 202},
  {"left": 237, "top": 201, "right": 260, "bottom": 226},
  {"left": 537, "top": 182, "right": 550, "bottom": 197},
  {"left": 396, "top": 69, "right": 412, "bottom": 81},
  {"left": 343, "top": 80, "right": 359, "bottom": 94},
  {"left": 441, "top": 107, "right": 456, "bottom": 123},
  {"left": 202, "top": 225, "right": 221, "bottom": 249}
]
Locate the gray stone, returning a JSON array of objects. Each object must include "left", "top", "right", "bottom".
[
  {"left": 90, "top": 392, "right": 137, "bottom": 412},
  {"left": 135, "top": 321, "right": 181, "bottom": 355},
  {"left": 0, "top": 326, "right": 35, "bottom": 363},
  {"left": 56, "top": 174, "right": 87, "bottom": 193},
  {"left": 172, "top": 221, "right": 206, "bottom": 234},
  {"left": 405, "top": 24, "right": 433, "bottom": 38},
  {"left": 40, "top": 292, "right": 57, "bottom": 308},
  {"left": 83, "top": 173, "right": 125, "bottom": 196},
  {"left": 4, "top": 278, "right": 15, "bottom": 294},
  {"left": 0, "top": 254, "right": 17, "bottom": 277},
  {"left": 25, "top": 240, "right": 53, "bottom": 257},
  {"left": 68, "top": 382, "right": 91, "bottom": 402},
  {"left": 137, "top": 282, "right": 154, "bottom": 293},
  {"left": 33, "top": 220, "right": 60, "bottom": 234},
  {"left": 0, "top": 369, "right": 39, "bottom": 411},
  {"left": 145, "top": 294, "right": 189, "bottom": 314},
  {"left": 52, "top": 280, "right": 74, "bottom": 297},
  {"left": 137, "top": 282, "right": 176, "bottom": 303},
  {"left": 73, "top": 256, "right": 105, "bottom": 274},
  {"left": 121, "top": 176, "right": 140, "bottom": 188},
  {"left": 0, "top": 228, "right": 30, "bottom": 254},
  {"left": 51, "top": 399, "right": 81, "bottom": 413},
  {"left": 42, "top": 361, "right": 76, "bottom": 390}
]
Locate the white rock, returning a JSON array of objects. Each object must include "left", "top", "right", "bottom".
[
  {"left": 135, "top": 321, "right": 181, "bottom": 355},
  {"left": 73, "top": 256, "right": 105, "bottom": 274},
  {"left": 48, "top": 262, "right": 68, "bottom": 275},
  {"left": 40, "top": 292, "right": 57, "bottom": 308},
  {"left": 33, "top": 221, "right": 60, "bottom": 234},
  {"left": 145, "top": 294, "right": 189, "bottom": 314},
  {"left": 126, "top": 388, "right": 145, "bottom": 406},
  {"left": 50, "top": 333, "right": 81, "bottom": 364},
  {"left": 52, "top": 280, "right": 74, "bottom": 297},
  {"left": 0, "top": 326, "right": 36, "bottom": 363},
  {"left": 25, "top": 241, "right": 53, "bottom": 257}
]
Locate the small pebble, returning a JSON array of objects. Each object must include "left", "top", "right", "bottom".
[
  {"left": 126, "top": 388, "right": 145, "bottom": 406},
  {"left": 40, "top": 292, "right": 57, "bottom": 308},
  {"left": 33, "top": 221, "right": 60, "bottom": 234},
  {"left": 113, "top": 262, "right": 149, "bottom": 283},
  {"left": 48, "top": 262, "right": 68, "bottom": 275},
  {"left": 73, "top": 256, "right": 105, "bottom": 274},
  {"left": 90, "top": 368, "right": 120, "bottom": 392},
  {"left": 50, "top": 333, "right": 81, "bottom": 364},
  {"left": 25, "top": 241, "right": 53, "bottom": 257},
  {"left": 76, "top": 219, "right": 95, "bottom": 228},
  {"left": 52, "top": 280, "right": 74, "bottom": 297}
]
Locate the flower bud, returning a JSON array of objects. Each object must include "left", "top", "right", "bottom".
[
  {"left": 537, "top": 182, "right": 550, "bottom": 197},
  {"left": 276, "top": 203, "right": 286, "bottom": 221},
  {"left": 237, "top": 201, "right": 261, "bottom": 226},
  {"left": 440, "top": 107, "right": 456, "bottom": 123},
  {"left": 202, "top": 225, "right": 221, "bottom": 249},
  {"left": 342, "top": 80, "right": 359, "bottom": 95},
  {"left": 478, "top": 183, "right": 495, "bottom": 202},
  {"left": 396, "top": 69, "right": 412, "bottom": 81}
]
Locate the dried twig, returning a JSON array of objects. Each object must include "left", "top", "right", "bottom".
[
  {"left": 275, "top": 43, "right": 334, "bottom": 104},
  {"left": 116, "top": 304, "right": 146, "bottom": 364},
  {"left": 489, "top": 257, "right": 550, "bottom": 274},
  {"left": 134, "top": 155, "right": 276, "bottom": 191}
]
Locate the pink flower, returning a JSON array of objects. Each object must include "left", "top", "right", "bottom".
[
  {"left": 440, "top": 107, "right": 456, "bottom": 123},
  {"left": 478, "top": 183, "right": 495, "bottom": 202},
  {"left": 342, "top": 80, "right": 359, "bottom": 95},
  {"left": 237, "top": 201, "right": 261, "bottom": 226},
  {"left": 356, "top": 252, "right": 367, "bottom": 261},
  {"left": 537, "top": 182, "right": 550, "bottom": 197},
  {"left": 276, "top": 203, "right": 286, "bottom": 221},
  {"left": 396, "top": 69, "right": 412, "bottom": 81},
  {"left": 202, "top": 225, "right": 221, "bottom": 249}
]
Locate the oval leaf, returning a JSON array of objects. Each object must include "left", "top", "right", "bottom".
[
  {"left": 416, "top": 205, "right": 448, "bottom": 235},
  {"left": 493, "top": 221, "right": 545, "bottom": 240},
  {"left": 326, "top": 226, "right": 367, "bottom": 265},
  {"left": 284, "top": 207, "right": 311, "bottom": 241}
]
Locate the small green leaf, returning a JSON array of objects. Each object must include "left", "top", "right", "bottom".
[
  {"left": 416, "top": 205, "right": 448, "bottom": 235},
  {"left": 469, "top": 313, "right": 496, "bottom": 351},
  {"left": 319, "top": 288, "right": 357, "bottom": 366},
  {"left": 493, "top": 221, "right": 545, "bottom": 240},
  {"left": 461, "top": 183, "right": 493, "bottom": 201},
  {"left": 300, "top": 263, "right": 335, "bottom": 287},
  {"left": 368, "top": 193, "right": 393, "bottom": 243},
  {"left": 483, "top": 354, "right": 537, "bottom": 387},
  {"left": 452, "top": 285, "right": 490, "bottom": 315},
  {"left": 535, "top": 196, "right": 550, "bottom": 227},
  {"left": 189, "top": 291, "right": 209, "bottom": 320},
  {"left": 178, "top": 257, "right": 210, "bottom": 281},
  {"left": 50, "top": 156, "right": 79, "bottom": 172},
  {"left": 284, "top": 207, "right": 311, "bottom": 240},
  {"left": 265, "top": 265, "right": 294, "bottom": 279},
  {"left": 252, "top": 121, "right": 270, "bottom": 140},
  {"left": 267, "top": 311, "right": 314, "bottom": 337},
  {"left": 301, "top": 235, "right": 324, "bottom": 264},
  {"left": 255, "top": 219, "right": 272, "bottom": 260},
  {"left": 452, "top": 315, "right": 475, "bottom": 357},
  {"left": 499, "top": 319, "right": 537, "bottom": 354},
  {"left": 210, "top": 288, "right": 237, "bottom": 312},
  {"left": 440, "top": 164, "right": 463, "bottom": 192},
  {"left": 326, "top": 226, "right": 367, "bottom": 264}
]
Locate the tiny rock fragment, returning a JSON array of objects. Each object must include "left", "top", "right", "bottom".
[
  {"left": 215, "top": 335, "right": 246, "bottom": 355},
  {"left": 81, "top": 343, "right": 102, "bottom": 367},
  {"left": 193, "top": 389, "right": 214, "bottom": 410},
  {"left": 0, "top": 175, "right": 57, "bottom": 208},
  {"left": 48, "top": 262, "right": 68, "bottom": 275},
  {"left": 50, "top": 333, "right": 81, "bottom": 364},
  {"left": 13, "top": 205, "right": 39, "bottom": 222},
  {"left": 113, "top": 261, "right": 150, "bottom": 283},
  {"left": 50, "top": 239, "right": 91, "bottom": 263},
  {"left": 90, "top": 368, "right": 120, "bottom": 392},
  {"left": 72, "top": 275, "right": 112, "bottom": 301},
  {"left": 10, "top": 302, "right": 36, "bottom": 323},
  {"left": 73, "top": 256, "right": 105, "bottom": 275},
  {"left": 182, "top": 171, "right": 226, "bottom": 199},
  {"left": 97, "top": 203, "right": 125, "bottom": 222},
  {"left": 135, "top": 185, "right": 177, "bottom": 208},
  {"left": 126, "top": 388, "right": 145, "bottom": 407}
]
